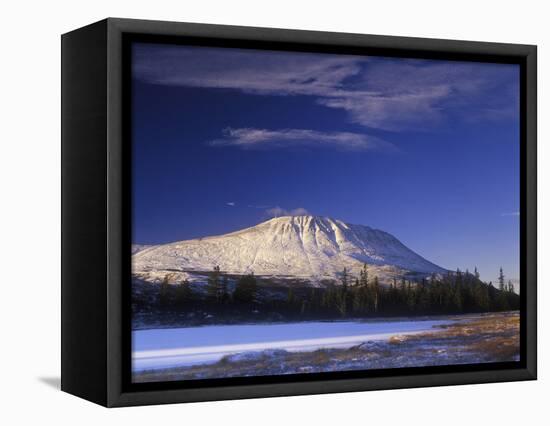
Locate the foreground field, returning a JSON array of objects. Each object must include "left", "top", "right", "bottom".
[{"left": 133, "top": 311, "right": 519, "bottom": 383}]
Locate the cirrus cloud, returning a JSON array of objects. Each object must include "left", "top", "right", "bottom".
[
  {"left": 133, "top": 44, "right": 519, "bottom": 131},
  {"left": 208, "top": 127, "right": 396, "bottom": 152}
]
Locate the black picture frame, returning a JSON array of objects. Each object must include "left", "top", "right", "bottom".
[{"left": 61, "top": 17, "right": 537, "bottom": 407}]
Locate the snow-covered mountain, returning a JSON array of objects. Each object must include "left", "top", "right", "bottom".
[
  {"left": 132, "top": 244, "right": 154, "bottom": 255},
  {"left": 133, "top": 216, "right": 447, "bottom": 286}
]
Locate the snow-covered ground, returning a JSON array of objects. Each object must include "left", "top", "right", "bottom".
[{"left": 132, "top": 319, "right": 450, "bottom": 371}]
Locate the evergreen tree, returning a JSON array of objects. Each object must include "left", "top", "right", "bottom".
[
  {"left": 321, "top": 284, "right": 337, "bottom": 313},
  {"left": 336, "top": 268, "right": 349, "bottom": 317},
  {"left": 452, "top": 269, "right": 463, "bottom": 311},
  {"left": 498, "top": 267, "right": 505, "bottom": 292},
  {"left": 474, "top": 266, "right": 480, "bottom": 280},
  {"left": 352, "top": 278, "right": 362, "bottom": 314},
  {"left": 287, "top": 287, "right": 296, "bottom": 307},
  {"left": 206, "top": 266, "right": 222, "bottom": 302},
  {"left": 308, "top": 288, "right": 319, "bottom": 313},
  {"left": 341, "top": 267, "right": 349, "bottom": 291},
  {"left": 159, "top": 274, "right": 172, "bottom": 307},
  {"left": 387, "top": 277, "right": 397, "bottom": 308},
  {"left": 175, "top": 278, "right": 193, "bottom": 307},
  {"left": 233, "top": 273, "right": 258, "bottom": 304},
  {"left": 359, "top": 264, "right": 369, "bottom": 287},
  {"left": 372, "top": 275, "right": 380, "bottom": 313},
  {"left": 497, "top": 268, "right": 508, "bottom": 310},
  {"left": 399, "top": 278, "right": 407, "bottom": 308},
  {"left": 417, "top": 278, "right": 430, "bottom": 311},
  {"left": 406, "top": 280, "right": 414, "bottom": 311},
  {"left": 220, "top": 275, "right": 229, "bottom": 303},
  {"left": 428, "top": 273, "right": 440, "bottom": 308}
]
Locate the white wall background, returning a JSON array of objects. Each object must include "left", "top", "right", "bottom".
[{"left": 0, "top": 0, "right": 546, "bottom": 424}]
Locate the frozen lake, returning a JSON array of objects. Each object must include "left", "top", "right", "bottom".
[{"left": 132, "top": 319, "right": 451, "bottom": 371}]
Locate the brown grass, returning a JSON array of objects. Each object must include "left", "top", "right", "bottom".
[{"left": 397, "top": 312, "right": 520, "bottom": 361}]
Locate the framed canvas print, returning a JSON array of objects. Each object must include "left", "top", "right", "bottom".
[{"left": 61, "top": 18, "right": 537, "bottom": 407}]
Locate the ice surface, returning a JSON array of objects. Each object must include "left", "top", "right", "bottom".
[{"left": 132, "top": 319, "right": 450, "bottom": 371}]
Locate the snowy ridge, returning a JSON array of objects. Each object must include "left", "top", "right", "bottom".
[
  {"left": 132, "top": 244, "right": 154, "bottom": 255},
  {"left": 132, "top": 216, "right": 446, "bottom": 285}
]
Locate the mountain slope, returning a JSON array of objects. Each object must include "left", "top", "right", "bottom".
[
  {"left": 132, "top": 216, "right": 447, "bottom": 285},
  {"left": 132, "top": 244, "right": 154, "bottom": 255}
]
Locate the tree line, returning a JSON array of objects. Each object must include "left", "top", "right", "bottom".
[
  {"left": 158, "top": 266, "right": 258, "bottom": 307},
  {"left": 156, "top": 264, "right": 519, "bottom": 318}
]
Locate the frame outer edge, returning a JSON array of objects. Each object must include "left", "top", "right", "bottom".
[
  {"left": 106, "top": 18, "right": 125, "bottom": 407},
  {"left": 525, "top": 46, "right": 537, "bottom": 379},
  {"left": 105, "top": 17, "right": 536, "bottom": 54},
  {"left": 61, "top": 19, "right": 110, "bottom": 407}
]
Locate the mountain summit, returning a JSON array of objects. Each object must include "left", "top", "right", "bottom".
[{"left": 133, "top": 215, "right": 446, "bottom": 285}]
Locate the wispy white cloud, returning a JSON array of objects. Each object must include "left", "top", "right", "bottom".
[
  {"left": 209, "top": 127, "right": 395, "bottom": 151},
  {"left": 133, "top": 44, "right": 362, "bottom": 98},
  {"left": 247, "top": 204, "right": 270, "bottom": 209},
  {"left": 133, "top": 44, "right": 519, "bottom": 131},
  {"left": 342, "top": 60, "right": 519, "bottom": 130},
  {"left": 226, "top": 202, "right": 236, "bottom": 207},
  {"left": 266, "top": 206, "right": 310, "bottom": 218},
  {"left": 317, "top": 85, "right": 450, "bottom": 130},
  {"left": 501, "top": 211, "right": 520, "bottom": 217}
]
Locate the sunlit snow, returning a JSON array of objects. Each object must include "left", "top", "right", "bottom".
[{"left": 133, "top": 215, "right": 446, "bottom": 285}]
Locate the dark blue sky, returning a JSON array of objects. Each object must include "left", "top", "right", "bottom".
[{"left": 131, "top": 43, "right": 520, "bottom": 283}]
